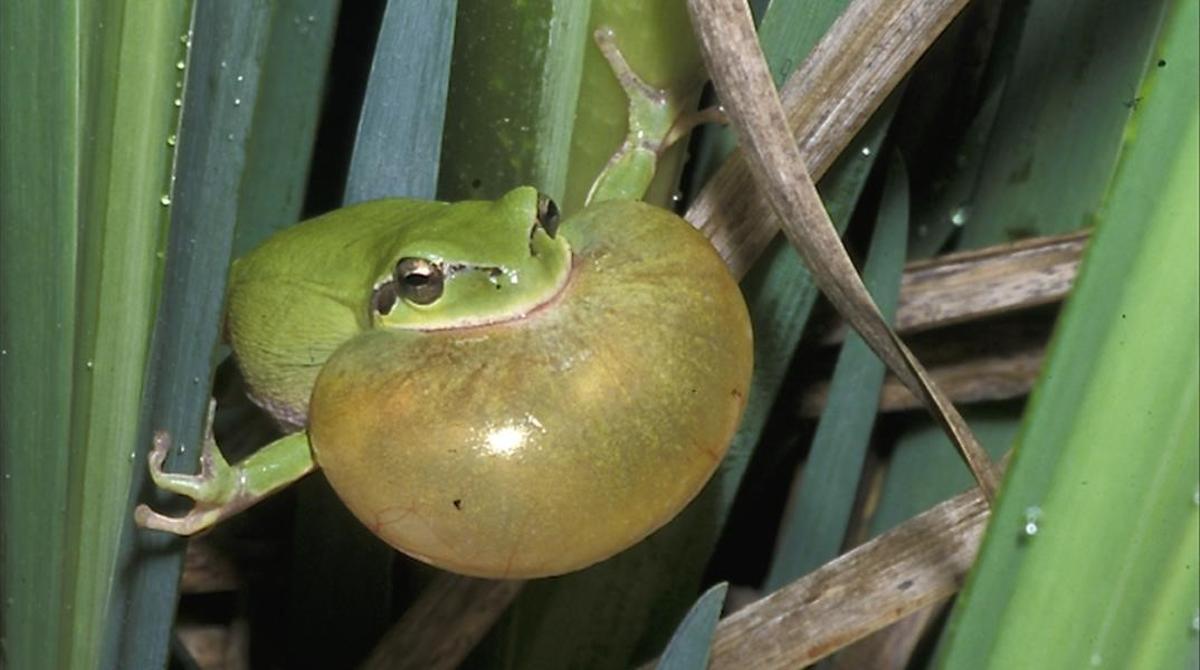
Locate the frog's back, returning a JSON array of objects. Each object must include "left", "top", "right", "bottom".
[{"left": 225, "top": 198, "right": 448, "bottom": 426}]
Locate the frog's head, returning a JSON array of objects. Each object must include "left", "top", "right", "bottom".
[
  {"left": 225, "top": 186, "right": 572, "bottom": 426},
  {"left": 369, "top": 186, "right": 572, "bottom": 331}
]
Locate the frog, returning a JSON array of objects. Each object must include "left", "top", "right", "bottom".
[{"left": 135, "top": 29, "right": 753, "bottom": 579}]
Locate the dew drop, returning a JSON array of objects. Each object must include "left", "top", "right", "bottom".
[
  {"left": 1, "top": 349, "right": 7, "bottom": 356},
  {"left": 951, "top": 205, "right": 971, "bottom": 226},
  {"left": 180, "top": 34, "right": 189, "bottom": 44},
  {"left": 128, "top": 451, "right": 136, "bottom": 462},
  {"left": 1190, "top": 609, "right": 1199, "bottom": 633},
  {"left": 192, "top": 377, "right": 201, "bottom": 385},
  {"left": 175, "top": 80, "right": 182, "bottom": 89},
  {"left": 226, "top": 133, "right": 234, "bottom": 141},
  {"left": 220, "top": 60, "right": 227, "bottom": 69},
  {"left": 173, "top": 98, "right": 182, "bottom": 108},
  {"left": 236, "top": 74, "right": 244, "bottom": 82},
  {"left": 166, "top": 134, "right": 177, "bottom": 147},
  {"left": 1022, "top": 506, "right": 1042, "bottom": 537},
  {"left": 671, "top": 191, "right": 683, "bottom": 203},
  {"left": 233, "top": 98, "right": 241, "bottom": 106},
  {"left": 160, "top": 194, "right": 172, "bottom": 206},
  {"left": 307, "top": 14, "right": 316, "bottom": 22},
  {"left": 85, "top": 360, "right": 94, "bottom": 370},
  {"left": 860, "top": 146, "right": 871, "bottom": 157},
  {"left": 175, "top": 60, "right": 185, "bottom": 71},
  {"left": 1089, "top": 651, "right": 1102, "bottom": 667}
]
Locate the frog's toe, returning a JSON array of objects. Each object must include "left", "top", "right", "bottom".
[
  {"left": 145, "top": 429, "right": 235, "bottom": 504},
  {"left": 134, "top": 503, "right": 222, "bottom": 536}
]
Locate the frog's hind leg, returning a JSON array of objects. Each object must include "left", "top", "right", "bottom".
[
  {"left": 587, "top": 28, "right": 719, "bottom": 205},
  {"left": 135, "top": 402, "right": 316, "bottom": 536}
]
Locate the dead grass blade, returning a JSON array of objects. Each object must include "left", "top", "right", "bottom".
[
  {"left": 685, "top": 0, "right": 971, "bottom": 278},
  {"left": 813, "top": 230, "right": 1088, "bottom": 343},
  {"left": 709, "top": 484, "right": 990, "bottom": 668},
  {"left": 360, "top": 574, "right": 524, "bottom": 670},
  {"left": 686, "top": 0, "right": 999, "bottom": 501}
]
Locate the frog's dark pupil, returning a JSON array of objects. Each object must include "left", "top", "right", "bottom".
[{"left": 404, "top": 273, "right": 430, "bottom": 287}]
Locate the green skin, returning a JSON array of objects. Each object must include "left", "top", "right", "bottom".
[{"left": 135, "top": 31, "right": 753, "bottom": 578}]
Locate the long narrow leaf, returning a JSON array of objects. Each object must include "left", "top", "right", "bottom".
[
  {"left": 656, "top": 582, "right": 729, "bottom": 670},
  {"left": 61, "top": 3, "right": 191, "bottom": 666},
  {"left": 764, "top": 153, "right": 908, "bottom": 590},
  {"left": 287, "top": 3, "right": 457, "bottom": 665},
  {"left": 939, "top": 2, "right": 1199, "bottom": 664},
  {"left": 104, "top": 3, "right": 338, "bottom": 667},
  {"left": 0, "top": 3, "right": 81, "bottom": 667},
  {"left": 439, "top": 0, "right": 591, "bottom": 205},
  {"left": 956, "top": 0, "right": 1170, "bottom": 248},
  {"left": 232, "top": 0, "right": 340, "bottom": 257}
]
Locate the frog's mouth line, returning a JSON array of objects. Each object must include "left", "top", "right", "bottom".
[{"left": 388, "top": 254, "right": 578, "bottom": 334}]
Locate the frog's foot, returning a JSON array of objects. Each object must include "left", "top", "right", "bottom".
[
  {"left": 134, "top": 409, "right": 242, "bottom": 536},
  {"left": 135, "top": 406, "right": 317, "bottom": 536}
]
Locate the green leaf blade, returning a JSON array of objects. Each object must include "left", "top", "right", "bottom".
[
  {"left": 956, "top": 0, "right": 1170, "bottom": 248},
  {"left": 62, "top": 3, "right": 192, "bottom": 666},
  {"left": 0, "top": 2, "right": 81, "bottom": 667},
  {"left": 287, "top": 3, "right": 458, "bottom": 666},
  {"left": 764, "top": 153, "right": 908, "bottom": 591},
  {"left": 939, "top": 1, "right": 1200, "bottom": 665},
  {"left": 656, "top": 582, "right": 729, "bottom": 670}
]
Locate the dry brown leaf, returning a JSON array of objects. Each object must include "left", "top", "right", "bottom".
[
  {"left": 685, "top": 0, "right": 972, "bottom": 278},
  {"left": 686, "top": 0, "right": 999, "bottom": 501}
]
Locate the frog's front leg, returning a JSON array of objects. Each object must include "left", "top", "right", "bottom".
[
  {"left": 135, "top": 403, "right": 316, "bottom": 535},
  {"left": 586, "top": 28, "right": 721, "bottom": 205}
]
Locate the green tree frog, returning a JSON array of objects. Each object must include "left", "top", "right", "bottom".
[{"left": 136, "top": 30, "right": 752, "bottom": 578}]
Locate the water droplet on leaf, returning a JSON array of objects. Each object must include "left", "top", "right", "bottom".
[{"left": 1022, "top": 506, "right": 1042, "bottom": 537}]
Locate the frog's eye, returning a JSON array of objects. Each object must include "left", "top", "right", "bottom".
[
  {"left": 535, "top": 192, "right": 560, "bottom": 239},
  {"left": 395, "top": 257, "right": 444, "bottom": 305}
]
